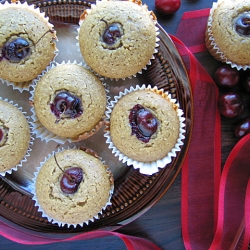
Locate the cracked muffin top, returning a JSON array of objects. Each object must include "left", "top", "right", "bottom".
[{"left": 33, "top": 63, "right": 107, "bottom": 141}]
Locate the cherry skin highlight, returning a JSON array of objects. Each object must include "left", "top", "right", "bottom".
[
  {"left": 103, "top": 23, "right": 122, "bottom": 45},
  {"left": 136, "top": 108, "right": 158, "bottom": 137},
  {"left": 234, "top": 117, "right": 250, "bottom": 138},
  {"left": 218, "top": 92, "right": 244, "bottom": 118},
  {"left": 50, "top": 91, "right": 83, "bottom": 120},
  {"left": 214, "top": 65, "right": 240, "bottom": 88},
  {"left": 129, "top": 104, "right": 158, "bottom": 143},
  {"left": 2, "top": 37, "right": 30, "bottom": 63},
  {"left": 235, "top": 13, "right": 250, "bottom": 36},
  {"left": 60, "top": 167, "right": 83, "bottom": 194}
]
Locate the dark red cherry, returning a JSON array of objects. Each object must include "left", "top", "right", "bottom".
[
  {"left": 136, "top": 108, "right": 158, "bottom": 137},
  {"left": 214, "top": 65, "right": 240, "bottom": 88},
  {"left": 155, "top": 0, "right": 181, "bottom": 15},
  {"left": 129, "top": 104, "right": 158, "bottom": 143},
  {"left": 218, "top": 92, "right": 244, "bottom": 118},
  {"left": 50, "top": 91, "right": 83, "bottom": 120},
  {"left": 2, "top": 37, "right": 30, "bottom": 63},
  {"left": 234, "top": 117, "right": 250, "bottom": 138},
  {"left": 60, "top": 167, "right": 83, "bottom": 194},
  {"left": 103, "top": 23, "right": 122, "bottom": 45},
  {"left": 0, "top": 128, "right": 4, "bottom": 143},
  {"left": 235, "top": 13, "right": 250, "bottom": 36}
]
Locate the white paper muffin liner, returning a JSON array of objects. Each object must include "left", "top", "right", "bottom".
[
  {"left": 76, "top": 0, "right": 160, "bottom": 81},
  {"left": 0, "top": 1, "right": 58, "bottom": 92},
  {"left": 0, "top": 97, "right": 34, "bottom": 176},
  {"left": 30, "top": 146, "right": 114, "bottom": 228},
  {"left": 104, "top": 84, "right": 186, "bottom": 175},
  {"left": 29, "top": 60, "right": 109, "bottom": 144},
  {"left": 205, "top": 0, "right": 250, "bottom": 71}
]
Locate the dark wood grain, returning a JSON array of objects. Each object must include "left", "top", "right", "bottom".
[{"left": 0, "top": 0, "right": 240, "bottom": 249}]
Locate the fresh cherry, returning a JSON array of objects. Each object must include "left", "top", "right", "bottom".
[
  {"left": 214, "top": 65, "right": 240, "bottom": 88},
  {"left": 60, "top": 167, "right": 83, "bottom": 194},
  {"left": 235, "top": 13, "right": 250, "bottom": 36},
  {"left": 218, "top": 92, "right": 244, "bottom": 118},
  {"left": 102, "top": 20, "right": 123, "bottom": 45},
  {"left": 129, "top": 104, "right": 158, "bottom": 143},
  {"left": 50, "top": 91, "right": 83, "bottom": 121},
  {"left": 1, "top": 37, "right": 30, "bottom": 63},
  {"left": 155, "top": 0, "right": 181, "bottom": 15},
  {"left": 234, "top": 117, "right": 250, "bottom": 138}
]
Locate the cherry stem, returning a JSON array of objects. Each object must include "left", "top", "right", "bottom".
[
  {"left": 54, "top": 151, "right": 74, "bottom": 182},
  {"left": 100, "top": 19, "right": 109, "bottom": 28},
  {"left": 18, "top": 29, "right": 55, "bottom": 53}
]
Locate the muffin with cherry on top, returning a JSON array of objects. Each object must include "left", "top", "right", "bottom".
[
  {"left": 78, "top": 0, "right": 159, "bottom": 79},
  {"left": 205, "top": 0, "right": 250, "bottom": 70},
  {"left": 104, "top": 85, "right": 186, "bottom": 175},
  {"left": 31, "top": 147, "right": 114, "bottom": 227},
  {"left": 0, "top": 1, "right": 57, "bottom": 90},
  {"left": 30, "top": 62, "right": 107, "bottom": 143}
]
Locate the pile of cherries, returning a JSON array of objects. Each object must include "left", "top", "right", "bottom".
[{"left": 215, "top": 64, "right": 250, "bottom": 138}]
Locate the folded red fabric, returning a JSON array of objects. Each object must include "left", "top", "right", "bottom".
[
  {"left": 175, "top": 8, "right": 210, "bottom": 54},
  {"left": 174, "top": 9, "right": 250, "bottom": 250},
  {"left": 170, "top": 34, "right": 221, "bottom": 250},
  {"left": 0, "top": 222, "right": 160, "bottom": 250}
]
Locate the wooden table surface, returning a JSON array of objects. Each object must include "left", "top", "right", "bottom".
[{"left": 1, "top": 0, "right": 242, "bottom": 249}]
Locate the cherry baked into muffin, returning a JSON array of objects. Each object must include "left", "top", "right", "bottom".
[
  {"left": 32, "top": 148, "right": 114, "bottom": 227},
  {"left": 78, "top": 0, "right": 159, "bottom": 79},
  {"left": 0, "top": 1, "right": 57, "bottom": 90},
  {"left": 31, "top": 62, "right": 107, "bottom": 142},
  {"left": 205, "top": 0, "right": 250, "bottom": 70},
  {"left": 104, "top": 85, "right": 186, "bottom": 175}
]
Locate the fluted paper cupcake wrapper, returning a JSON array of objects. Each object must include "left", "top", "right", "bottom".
[
  {"left": 0, "top": 98, "right": 34, "bottom": 176},
  {"left": 104, "top": 84, "right": 186, "bottom": 175},
  {"left": 0, "top": 1, "right": 58, "bottom": 92},
  {"left": 76, "top": 0, "right": 160, "bottom": 81},
  {"left": 29, "top": 60, "right": 109, "bottom": 144},
  {"left": 205, "top": 0, "right": 250, "bottom": 71},
  {"left": 30, "top": 146, "right": 114, "bottom": 228}
]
